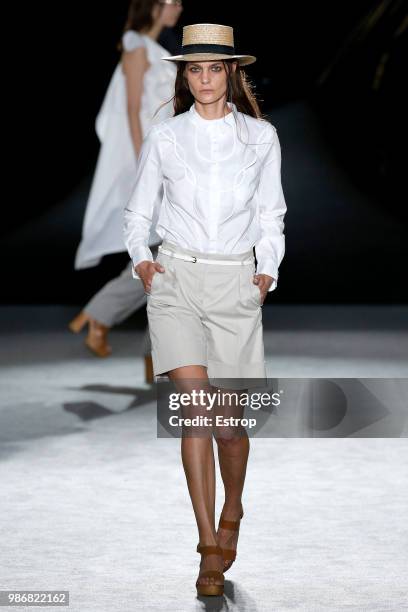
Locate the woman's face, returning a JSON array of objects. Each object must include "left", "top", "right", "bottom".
[
  {"left": 184, "top": 61, "right": 237, "bottom": 105},
  {"left": 153, "top": 0, "right": 183, "bottom": 28}
]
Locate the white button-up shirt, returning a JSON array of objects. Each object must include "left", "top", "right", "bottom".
[{"left": 123, "top": 101, "right": 287, "bottom": 291}]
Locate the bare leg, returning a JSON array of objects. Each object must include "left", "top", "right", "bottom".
[
  {"left": 213, "top": 386, "right": 249, "bottom": 570},
  {"left": 167, "top": 365, "right": 223, "bottom": 588}
]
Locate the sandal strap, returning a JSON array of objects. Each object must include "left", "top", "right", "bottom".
[
  {"left": 196, "top": 544, "right": 222, "bottom": 556},
  {"left": 218, "top": 517, "right": 241, "bottom": 531},
  {"left": 218, "top": 508, "right": 243, "bottom": 530}
]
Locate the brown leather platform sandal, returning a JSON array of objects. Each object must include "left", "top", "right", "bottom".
[
  {"left": 68, "top": 311, "right": 112, "bottom": 358},
  {"left": 216, "top": 506, "right": 244, "bottom": 573},
  {"left": 195, "top": 544, "right": 224, "bottom": 597}
]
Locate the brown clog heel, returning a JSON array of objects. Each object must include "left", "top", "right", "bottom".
[
  {"left": 68, "top": 311, "right": 89, "bottom": 333},
  {"left": 195, "top": 544, "right": 224, "bottom": 597},
  {"left": 217, "top": 506, "right": 244, "bottom": 573},
  {"left": 68, "top": 311, "right": 112, "bottom": 358}
]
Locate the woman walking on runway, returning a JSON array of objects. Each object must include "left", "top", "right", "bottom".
[
  {"left": 123, "top": 24, "right": 287, "bottom": 596},
  {"left": 69, "top": 0, "right": 182, "bottom": 374}
]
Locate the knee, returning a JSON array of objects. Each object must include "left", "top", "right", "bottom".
[{"left": 214, "top": 429, "right": 242, "bottom": 446}]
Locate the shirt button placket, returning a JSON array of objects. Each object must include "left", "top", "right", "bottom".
[{"left": 208, "top": 130, "right": 220, "bottom": 252}]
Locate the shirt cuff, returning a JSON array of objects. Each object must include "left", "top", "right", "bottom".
[
  {"left": 131, "top": 247, "right": 153, "bottom": 280},
  {"left": 256, "top": 260, "right": 279, "bottom": 292}
]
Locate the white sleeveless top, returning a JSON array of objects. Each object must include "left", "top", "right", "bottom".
[
  {"left": 95, "top": 31, "right": 177, "bottom": 141},
  {"left": 74, "top": 31, "right": 177, "bottom": 270}
]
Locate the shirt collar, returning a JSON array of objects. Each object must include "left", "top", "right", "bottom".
[{"left": 188, "top": 101, "right": 237, "bottom": 129}]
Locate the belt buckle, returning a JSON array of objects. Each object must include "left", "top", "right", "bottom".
[{"left": 191, "top": 256, "right": 197, "bottom": 263}]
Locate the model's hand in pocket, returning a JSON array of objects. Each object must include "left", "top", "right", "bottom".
[
  {"left": 253, "top": 274, "right": 274, "bottom": 305},
  {"left": 135, "top": 261, "right": 165, "bottom": 294}
]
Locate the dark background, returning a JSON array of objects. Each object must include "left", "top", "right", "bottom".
[{"left": 3, "top": 0, "right": 407, "bottom": 304}]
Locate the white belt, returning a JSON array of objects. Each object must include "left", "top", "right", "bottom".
[{"left": 158, "top": 246, "right": 254, "bottom": 266}]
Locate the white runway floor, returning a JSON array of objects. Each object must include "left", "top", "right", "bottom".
[{"left": 0, "top": 305, "right": 407, "bottom": 611}]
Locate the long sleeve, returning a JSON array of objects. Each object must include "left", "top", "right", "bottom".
[
  {"left": 123, "top": 126, "right": 164, "bottom": 280},
  {"left": 254, "top": 125, "right": 287, "bottom": 292}
]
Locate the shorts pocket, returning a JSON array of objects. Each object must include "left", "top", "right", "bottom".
[
  {"left": 249, "top": 276, "right": 262, "bottom": 306},
  {"left": 150, "top": 269, "right": 164, "bottom": 294},
  {"left": 150, "top": 253, "right": 166, "bottom": 295},
  {"left": 148, "top": 259, "right": 179, "bottom": 306},
  {"left": 239, "top": 266, "right": 262, "bottom": 309}
]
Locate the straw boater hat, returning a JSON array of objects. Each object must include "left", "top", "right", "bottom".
[{"left": 161, "top": 23, "right": 256, "bottom": 67}]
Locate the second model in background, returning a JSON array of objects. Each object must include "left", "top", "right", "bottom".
[{"left": 69, "top": 0, "right": 182, "bottom": 382}]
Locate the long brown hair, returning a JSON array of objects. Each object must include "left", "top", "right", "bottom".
[
  {"left": 117, "top": 0, "right": 163, "bottom": 53},
  {"left": 154, "top": 59, "right": 273, "bottom": 145}
]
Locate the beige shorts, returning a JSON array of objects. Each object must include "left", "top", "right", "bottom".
[{"left": 146, "top": 239, "right": 267, "bottom": 388}]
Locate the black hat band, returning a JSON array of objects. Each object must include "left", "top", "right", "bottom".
[{"left": 181, "top": 43, "right": 236, "bottom": 55}]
